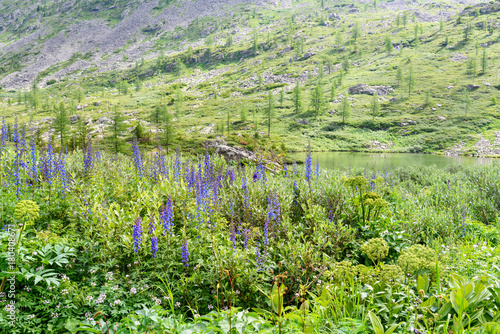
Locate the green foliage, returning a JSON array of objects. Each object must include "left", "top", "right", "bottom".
[
  {"left": 397, "top": 244, "right": 438, "bottom": 278},
  {"left": 361, "top": 238, "right": 389, "bottom": 263}
]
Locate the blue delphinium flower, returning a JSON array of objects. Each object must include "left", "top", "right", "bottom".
[
  {"left": 83, "top": 141, "right": 93, "bottom": 177},
  {"left": 29, "top": 137, "right": 38, "bottom": 182},
  {"left": 305, "top": 142, "right": 312, "bottom": 184},
  {"left": 256, "top": 247, "right": 263, "bottom": 271},
  {"left": 19, "top": 126, "right": 27, "bottom": 168},
  {"left": 151, "top": 236, "right": 158, "bottom": 258},
  {"left": 0, "top": 117, "right": 6, "bottom": 162},
  {"left": 132, "top": 137, "right": 144, "bottom": 178},
  {"left": 252, "top": 172, "right": 259, "bottom": 182},
  {"left": 315, "top": 159, "right": 320, "bottom": 181},
  {"left": 13, "top": 123, "right": 21, "bottom": 199},
  {"left": 58, "top": 153, "right": 68, "bottom": 199},
  {"left": 174, "top": 146, "right": 181, "bottom": 181},
  {"left": 283, "top": 162, "right": 288, "bottom": 178},
  {"left": 148, "top": 216, "right": 156, "bottom": 234},
  {"left": 160, "top": 198, "right": 174, "bottom": 235},
  {"left": 227, "top": 168, "right": 234, "bottom": 185},
  {"left": 133, "top": 217, "right": 142, "bottom": 253},
  {"left": 181, "top": 239, "right": 190, "bottom": 267}
]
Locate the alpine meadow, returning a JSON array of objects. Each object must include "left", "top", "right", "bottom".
[{"left": 1, "top": 0, "right": 500, "bottom": 333}]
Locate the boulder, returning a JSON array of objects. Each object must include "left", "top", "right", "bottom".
[
  {"left": 348, "top": 84, "right": 394, "bottom": 96},
  {"left": 70, "top": 115, "right": 80, "bottom": 124},
  {"left": 303, "top": 52, "right": 316, "bottom": 59},
  {"left": 96, "top": 117, "right": 113, "bottom": 125},
  {"left": 329, "top": 13, "right": 341, "bottom": 20},
  {"left": 467, "top": 84, "right": 480, "bottom": 91}
]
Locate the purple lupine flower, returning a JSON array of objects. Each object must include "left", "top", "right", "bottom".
[
  {"left": 83, "top": 141, "right": 93, "bottom": 177},
  {"left": 258, "top": 162, "right": 267, "bottom": 186},
  {"left": 19, "top": 126, "right": 27, "bottom": 168},
  {"left": 132, "top": 137, "right": 144, "bottom": 178},
  {"left": 252, "top": 172, "right": 259, "bottom": 182},
  {"left": 95, "top": 146, "right": 101, "bottom": 162},
  {"left": 58, "top": 153, "right": 68, "bottom": 199},
  {"left": 256, "top": 247, "right": 263, "bottom": 271},
  {"left": 0, "top": 118, "right": 6, "bottom": 163},
  {"left": 174, "top": 146, "right": 181, "bottom": 181},
  {"left": 315, "top": 159, "right": 320, "bottom": 181},
  {"left": 13, "top": 123, "right": 21, "bottom": 199},
  {"left": 181, "top": 239, "right": 190, "bottom": 267},
  {"left": 305, "top": 142, "right": 312, "bottom": 184},
  {"left": 283, "top": 162, "right": 288, "bottom": 178},
  {"left": 227, "top": 169, "right": 234, "bottom": 185},
  {"left": 242, "top": 228, "right": 250, "bottom": 250},
  {"left": 156, "top": 142, "right": 167, "bottom": 179},
  {"left": 29, "top": 137, "right": 38, "bottom": 182},
  {"left": 151, "top": 236, "right": 158, "bottom": 258},
  {"left": 263, "top": 217, "right": 269, "bottom": 248},
  {"left": 160, "top": 198, "right": 174, "bottom": 235},
  {"left": 41, "top": 142, "right": 54, "bottom": 184},
  {"left": 148, "top": 216, "right": 156, "bottom": 234},
  {"left": 133, "top": 217, "right": 142, "bottom": 253}
]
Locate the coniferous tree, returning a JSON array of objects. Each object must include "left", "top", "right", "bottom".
[
  {"left": 396, "top": 67, "right": 403, "bottom": 87},
  {"left": 266, "top": 91, "right": 274, "bottom": 137},
  {"left": 240, "top": 105, "right": 248, "bottom": 122},
  {"left": 371, "top": 93, "right": 380, "bottom": 120},
  {"left": 226, "top": 34, "right": 233, "bottom": 48},
  {"left": 53, "top": 102, "right": 68, "bottom": 149},
  {"left": 175, "top": 87, "right": 184, "bottom": 116},
  {"left": 338, "top": 68, "right": 344, "bottom": 87},
  {"left": 482, "top": 49, "right": 487, "bottom": 74},
  {"left": 385, "top": 35, "right": 392, "bottom": 55},
  {"left": 335, "top": 32, "right": 343, "bottom": 52},
  {"left": 352, "top": 22, "right": 361, "bottom": 42},
  {"left": 226, "top": 110, "right": 231, "bottom": 136},
  {"left": 425, "top": 91, "right": 431, "bottom": 107},
  {"left": 292, "top": 81, "right": 303, "bottom": 114},
  {"left": 252, "top": 29, "right": 258, "bottom": 55},
  {"left": 310, "top": 83, "right": 325, "bottom": 120},
  {"left": 279, "top": 89, "right": 285, "bottom": 107},
  {"left": 150, "top": 105, "right": 162, "bottom": 125},
  {"left": 439, "top": 17, "right": 444, "bottom": 31},
  {"left": 162, "top": 105, "right": 174, "bottom": 152},
  {"left": 403, "top": 12, "right": 408, "bottom": 28},
  {"left": 467, "top": 57, "right": 477, "bottom": 82},
  {"left": 330, "top": 82, "right": 336, "bottom": 101},
  {"left": 464, "top": 23, "right": 472, "bottom": 42},
  {"left": 407, "top": 66, "right": 415, "bottom": 97},
  {"left": 396, "top": 14, "right": 401, "bottom": 27},
  {"left": 340, "top": 96, "right": 351, "bottom": 125}
]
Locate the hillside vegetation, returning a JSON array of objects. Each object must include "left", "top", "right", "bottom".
[{"left": 0, "top": 0, "right": 500, "bottom": 155}]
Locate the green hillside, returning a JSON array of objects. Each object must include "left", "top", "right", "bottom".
[{"left": 1, "top": 0, "right": 500, "bottom": 156}]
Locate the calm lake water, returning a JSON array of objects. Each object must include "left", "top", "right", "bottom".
[{"left": 289, "top": 152, "right": 498, "bottom": 170}]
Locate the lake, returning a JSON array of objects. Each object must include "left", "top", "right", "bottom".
[{"left": 288, "top": 152, "right": 498, "bottom": 170}]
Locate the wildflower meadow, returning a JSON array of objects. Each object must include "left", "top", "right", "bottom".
[{"left": 1, "top": 123, "right": 500, "bottom": 333}]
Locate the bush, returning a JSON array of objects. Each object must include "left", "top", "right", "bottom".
[
  {"left": 397, "top": 244, "right": 439, "bottom": 278},
  {"left": 361, "top": 238, "right": 389, "bottom": 264},
  {"left": 46, "top": 79, "right": 57, "bottom": 85}
]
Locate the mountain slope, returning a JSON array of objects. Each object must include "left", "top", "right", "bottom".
[
  {"left": 0, "top": 0, "right": 275, "bottom": 89},
  {"left": 1, "top": 0, "right": 500, "bottom": 157}
]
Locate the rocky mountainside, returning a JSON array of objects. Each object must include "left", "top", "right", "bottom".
[
  {"left": 0, "top": 0, "right": 278, "bottom": 89},
  {"left": 1, "top": 0, "right": 499, "bottom": 157}
]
